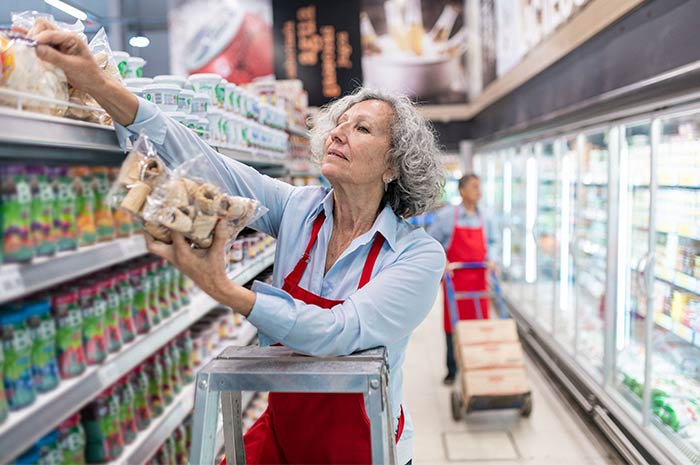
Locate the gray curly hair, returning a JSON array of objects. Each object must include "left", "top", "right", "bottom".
[{"left": 309, "top": 87, "right": 445, "bottom": 218}]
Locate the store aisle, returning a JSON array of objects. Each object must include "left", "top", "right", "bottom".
[{"left": 403, "top": 292, "right": 624, "bottom": 465}]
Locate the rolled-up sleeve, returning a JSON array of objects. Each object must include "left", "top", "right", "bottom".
[
  {"left": 247, "top": 237, "right": 446, "bottom": 356},
  {"left": 114, "top": 97, "right": 294, "bottom": 237}
]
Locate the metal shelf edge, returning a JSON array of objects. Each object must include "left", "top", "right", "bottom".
[{"left": 1, "top": 235, "right": 148, "bottom": 305}]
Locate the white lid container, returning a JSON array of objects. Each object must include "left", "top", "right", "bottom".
[
  {"left": 124, "top": 77, "right": 152, "bottom": 88},
  {"left": 196, "top": 117, "right": 210, "bottom": 138},
  {"left": 112, "top": 51, "right": 130, "bottom": 78},
  {"left": 165, "top": 111, "right": 187, "bottom": 125},
  {"left": 143, "top": 84, "right": 180, "bottom": 112},
  {"left": 189, "top": 73, "right": 222, "bottom": 105},
  {"left": 191, "top": 92, "right": 212, "bottom": 115},
  {"left": 126, "top": 56, "right": 146, "bottom": 79},
  {"left": 206, "top": 108, "right": 224, "bottom": 143},
  {"left": 153, "top": 75, "right": 188, "bottom": 89},
  {"left": 225, "top": 83, "right": 237, "bottom": 112},
  {"left": 185, "top": 114, "right": 200, "bottom": 129},
  {"left": 177, "top": 89, "right": 195, "bottom": 113}
]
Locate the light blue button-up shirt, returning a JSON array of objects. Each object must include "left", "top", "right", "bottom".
[{"left": 115, "top": 98, "right": 446, "bottom": 461}]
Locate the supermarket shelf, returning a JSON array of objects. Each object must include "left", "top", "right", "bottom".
[
  {"left": 0, "top": 108, "right": 124, "bottom": 165},
  {"left": 654, "top": 313, "right": 697, "bottom": 346},
  {"left": 0, "top": 251, "right": 272, "bottom": 464},
  {"left": 633, "top": 224, "right": 700, "bottom": 242},
  {"left": 287, "top": 124, "right": 309, "bottom": 138},
  {"left": 632, "top": 184, "right": 700, "bottom": 190},
  {"left": 0, "top": 235, "right": 148, "bottom": 305},
  {"left": 114, "top": 324, "right": 260, "bottom": 465},
  {"left": 655, "top": 266, "right": 700, "bottom": 296}
]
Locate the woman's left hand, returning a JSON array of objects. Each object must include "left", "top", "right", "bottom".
[{"left": 145, "top": 221, "right": 241, "bottom": 308}]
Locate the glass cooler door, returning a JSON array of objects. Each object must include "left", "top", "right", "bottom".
[
  {"left": 575, "top": 129, "right": 610, "bottom": 378},
  {"left": 613, "top": 121, "right": 652, "bottom": 420},
  {"left": 555, "top": 135, "right": 579, "bottom": 354},
  {"left": 533, "top": 140, "right": 558, "bottom": 333},
  {"left": 647, "top": 111, "right": 700, "bottom": 463}
]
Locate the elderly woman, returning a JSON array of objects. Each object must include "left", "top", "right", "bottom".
[{"left": 33, "top": 29, "right": 446, "bottom": 465}]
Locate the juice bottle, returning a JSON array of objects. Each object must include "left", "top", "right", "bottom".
[
  {"left": 1, "top": 165, "right": 34, "bottom": 262},
  {"left": 0, "top": 306, "right": 35, "bottom": 410},
  {"left": 130, "top": 264, "right": 152, "bottom": 334},
  {"left": 92, "top": 167, "right": 116, "bottom": 242},
  {"left": 57, "top": 413, "right": 86, "bottom": 465},
  {"left": 99, "top": 276, "right": 123, "bottom": 353},
  {"left": 28, "top": 165, "right": 57, "bottom": 257},
  {"left": 71, "top": 167, "right": 97, "bottom": 247},
  {"left": 131, "top": 367, "right": 151, "bottom": 430},
  {"left": 26, "top": 299, "right": 60, "bottom": 392},
  {"left": 51, "top": 289, "right": 86, "bottom": 378},
  {"left": 52, "top": 167, "right": 78, "bottom": 252},
  {"left": 79, "top": 282, "right": 107, "bottom": 365},
  {"left": 115, "top": 271, "right": 136, "bottom": 343}
]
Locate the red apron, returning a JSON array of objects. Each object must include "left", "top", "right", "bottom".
[
  {"left": 242, "top": 211, "right": 405, "bottom": 464},
  {"left": 442, "top": 206, "right": 489, "bottom": 333}
]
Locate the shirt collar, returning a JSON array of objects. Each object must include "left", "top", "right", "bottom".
[{"left": 311, "top": 189, "right": 398, "bottom": 251}]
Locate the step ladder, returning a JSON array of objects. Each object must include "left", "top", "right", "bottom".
[{"left": 189, "top": 345, "right": 398, "bottom": 465}]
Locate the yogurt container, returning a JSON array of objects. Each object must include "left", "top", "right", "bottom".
[
  {"left": 112, "top": 51, "right": 130, "bottom": 79},
  {"left": 191, "top": 93, "right": 211, "bottom": 115},
  {"left": 142, "top": 84, "right": 180, "bottom": 112},
  {"left": 126, "top": 57, "right": 146, "bottom": 79},
  {"left": 124, "top": 78, "right": 153, "bottom": 88},
  {"left": 177, "top": 89, "right": 194, "bottom": 114},
  {"left": 153, "top": 75, "right": 188, "bottom": 89},
  {"left": 126, "top": 87, "right": 143, "bottom": 98},
  {"left": 188, "top": 73, "right": 222, "bottom": 106},
  {"left": 196, "top": 117, "right": 210, "bottom": 139},
  {"left": 225, "top": 83, "right": 237, "bottom": 112},
  {"left": 215, "top": 79, "right": 227, "bottom": 109},
  {"left": 185, "top": 115, "right": 200, "bottom": 131},
  {"left": 165, "top": 111, "right": 187, "bottom": 126},
  {"left": 205, "top": 108, "right": 224, "bottom": 144}
]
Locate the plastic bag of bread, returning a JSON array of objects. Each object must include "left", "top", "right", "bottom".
[
  {"left": 0, "top": 29, "right": 69, "bottom": 116},
  {"left": 110, "top": 133, "right": 267, "bottom": 248},
  {"left": 65, "top": 28, "right": 120, "bottom": 125}
]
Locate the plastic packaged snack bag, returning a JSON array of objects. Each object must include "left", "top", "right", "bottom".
[
  {"left": 111, "top": 133, "right": 267, "bottom": 249},
  {"left": 0, "top": 25, "right": 69, "bottom": 116}
]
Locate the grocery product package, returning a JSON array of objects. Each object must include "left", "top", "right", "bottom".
[
  {"left": 0, "top": 29, "right": 69, "bottom": 116},
  {"left": 110, "top": 133, "right": 266, "bottom": 249},
  {"left": 65, "top": 28, "right": 120, "bottom": 125}
]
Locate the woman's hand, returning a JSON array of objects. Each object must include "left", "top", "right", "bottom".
[
  {"left": 144, "top": 221, "right": 257, "bottom": 315},
  {"left": 30, "top": 29, "right": 106, "bottom": 95}
]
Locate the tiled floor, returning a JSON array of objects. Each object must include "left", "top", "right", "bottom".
[{"left": 402, "top": 292, "right": 625, "bottom": 465}]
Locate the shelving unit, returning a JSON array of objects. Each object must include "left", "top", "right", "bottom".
[{"left": 0, "top": 247, "right": 273, "bottom": 464}]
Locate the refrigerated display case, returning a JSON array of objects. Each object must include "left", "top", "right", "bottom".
[{"left": 472, "top": 98, "right": 700, "bottom": 465}]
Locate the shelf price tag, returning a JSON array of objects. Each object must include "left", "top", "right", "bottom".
[{"left": 0, "top": 267, "right": 24, "bottom": 298}]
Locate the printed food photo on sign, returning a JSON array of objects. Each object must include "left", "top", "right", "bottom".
[
  {"left": 168, "top": 0, "right": 274, "bottom": 84},
  {"left": 360, "top": 0, "right": 467, "bottom": 104}
]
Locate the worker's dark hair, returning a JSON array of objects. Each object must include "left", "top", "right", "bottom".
[{"left": 458, "top": 174, "right": 479, "bottom": 190}]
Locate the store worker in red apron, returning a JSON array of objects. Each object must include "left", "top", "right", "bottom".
[
  {"left": 428, "top": 174, "right": 495, "bottom": 385},
  {"left": 31, "top": 29, "right": 447, "bottom": 464}
]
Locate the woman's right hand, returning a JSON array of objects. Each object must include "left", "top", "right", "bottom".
[{"left": 31, "top": 29, "right": 106, "bottom": 95}]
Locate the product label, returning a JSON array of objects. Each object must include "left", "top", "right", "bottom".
[
  {"left": 31, "top": 175, "right": 57, "bottom": 256},
  {"left": 54, "top": 175, "right": 78, "bottom": 251},
  {"left": 30, "top": 316, "right": 59, "bottom": 391},
  {"left": 94, "top": 173, "right": 115, "bottom": 240},
  {"left": 2, "top": 323, "right": 35, "bottom": 409},
  {"left": 2, "top": 171, "right": 33, "bottom": 261},
  {"left": 75, "top": 176, "right": 97, "bottom": 246},
  {"left": 0, "top": 37, "right": 16, "bottom": 84}
]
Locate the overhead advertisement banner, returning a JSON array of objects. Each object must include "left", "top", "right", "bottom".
[{"left": 272, "top": 0, "right": 363, "bottom": 107}]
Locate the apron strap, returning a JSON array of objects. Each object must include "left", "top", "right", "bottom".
[
  {"left": 284, "top": 211, "right": 326, "bottom": 288},
  {"left": 358, "top": 234, "right": 385, "bottom": 289}
]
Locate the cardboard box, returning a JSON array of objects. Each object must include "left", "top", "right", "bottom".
[
  {"left": 455, "top": 320, "right": 519, "bottom": 345},
  {"left": 459, "top": 342, "right": 525, "bottom": 370},
  {"left": 462, "top": 368, "right": 530, "bottom": 399}
]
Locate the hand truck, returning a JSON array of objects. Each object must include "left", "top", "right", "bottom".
[{"left": 444, "top": 261, "right": 532, "bottom": 420}]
